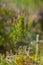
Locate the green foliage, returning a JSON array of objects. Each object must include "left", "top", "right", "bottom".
[{"left": 9, "top": 16, "right": 28, "bottom": 46}]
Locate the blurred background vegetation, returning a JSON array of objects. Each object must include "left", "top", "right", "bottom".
[{"left": 0, "top": 0, "right": 43, "bottom": 54}]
